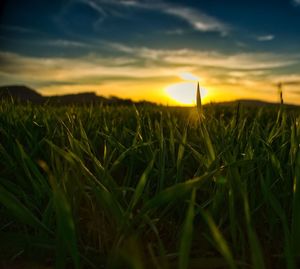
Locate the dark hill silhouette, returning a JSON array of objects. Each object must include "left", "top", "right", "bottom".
[
  {"left": 47, "top": 92, "right": 108, "bottom": 105},
  {"left": 0, "top": 85, "right": 44, "bottom": 103},
  {"left": 0, "top": 85, "right": 152, "bottom": 106},
  {"left": 210, "top": 99, "right": 277, "bottom": 107},
  {"left": 0, "top": 85, "right": 298, "bottom": 108},
  {"left": 207, "top": 99, "right": 299, "bottom": 109}
]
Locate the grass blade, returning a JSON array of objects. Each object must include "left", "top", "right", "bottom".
[
  {"left": 179, "top": 189, "right": 196, "bottom": 269},
  {"left": 0, "top": 184, "right": 52, "bottom": 235},
  {"left": 200, "top": 209, "right": 237, "bottom": 269}
]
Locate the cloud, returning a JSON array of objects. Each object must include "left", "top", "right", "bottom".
[
  {"left": 0, "top": 51, "right": 180, "bottom": 87},
  {"left": 1, "top": 47, "right": 300, "bottom": 104},
  {"left": 162, "top": 7, "right": 229, "bottom": 35},
  {"left": 0, "top": 25, "right": 47, "bottom": 39},
  {"left": 45, "top": 39, "right": 93, "bottom": 48},
  {"left": 0, "top": 44, "right": 298, "bottom": 84},
  {"left": 293, "top": 0, "right": 300, "bottom": 6},
  {"left": 179, "top": 72, "right": 201, "bottom": 81},
  {"left": 268, "top": 74, "right": 300, "bottom": 85},
  {"left": 0, "top": 25, "right": 40, "bottom": 34},
  {"left": 0, "top": 43, "right": 298, "bottom": 96},
  {"left": 104, "top": 42, "right": 298, "bottom": 70},
  {"left": 76, "top": 0, "right": 230, "bottom": 35},
  {"left": 165, "top": 28, "right": 186, "bottom": 35},
  {"left": 162, "top": 51, "right": 295, "bottom": 70},
  {"left": 256, "top": 35, "right": 275, "bottom": 41}
]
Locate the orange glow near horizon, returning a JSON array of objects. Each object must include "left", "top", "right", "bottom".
[
  {"left": 3, "top": 51, "right": 300, "bottom": 106},
  {"left": 1, "top": 48, "right": 300, "bottom": 106},
  {"left": 37, "top": 78, "right": 300, "bottom": 106},
  {"left": 38, "top": 82, "right": 273, "bottom": 106}
]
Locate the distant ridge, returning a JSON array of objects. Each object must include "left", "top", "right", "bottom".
[
  {"left": 0, "top": 85, "right": 154, "bottom": 106},
  {"left": 209, "top": 99, "right": 279, "bottom": 107},
  {"left": 206, "top": 99, "right": 299, "bottom": 109},
  {"left": 0, "top": 85, "right": 299, "bottom": 107},
  {"left": 0, "top": 85, "right": 44, "bottom": 103}
]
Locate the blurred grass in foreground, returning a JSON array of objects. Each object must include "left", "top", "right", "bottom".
[{"left": 0, "top": 100, "right": 299, "bottom": 269}]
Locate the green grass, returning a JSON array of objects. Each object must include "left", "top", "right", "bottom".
[{"left": 0, "top": 100, "right": 299, "bottom": 269}]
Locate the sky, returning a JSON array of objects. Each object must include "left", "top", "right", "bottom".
[{"left": 0, "top": 0, "right": 300, "bottom": 105}]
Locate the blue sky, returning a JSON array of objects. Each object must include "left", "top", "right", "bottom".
[{"left": 1, "top": 0, "right": 300, "bottom": 104}]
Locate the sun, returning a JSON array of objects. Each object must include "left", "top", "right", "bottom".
[{"left": 165, "top": 82, "right": 206, "bottom": 106}]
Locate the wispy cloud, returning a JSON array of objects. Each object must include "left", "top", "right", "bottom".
[
  {"left": 268, "top": 74, "right": 300, "bottom": 85},
  {"left": 44, "top": 39, "right": 93, "bottom": 48},
  {"left": 0, "top": 25, "right": 39, "bottom": 34},
  {"left": 292, "top": 0, "right": 300, "bottom": 6},
  {"left": 0, "top": 50, "right": 180, "bottom": 101},
  {"left": 256, "top": 35, "right": 275, "bottom": 41},
  {"left": 0, "top": 51, "right": 179, "bottom": 86},
  {"left": 0, "top": 24, "right": 46, "bottom": 37},
  {"left": 1, "top": 46, "right": 299, "bottom": 103},
  {"left": 75, "top": 0, "right": 230, "bottom": 35},
  {"left": 0, "top": 34, "right": 96, "bottom": 50},
  {"left": 164, "top": 28, "right": 186, "bottom": 35},
  {"left": 104, "top": 42, "right": 298, "bottom": 70},
  {"left": 0, "top": 44, "right": 298, "bottom": 92},
  {"left": 162, "top": 7, "right": 229, "bottom": 35}
]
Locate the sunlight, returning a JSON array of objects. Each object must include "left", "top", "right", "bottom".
[
  {"left": 165, "top": 82, "right": 206, "bottom": 106},
  {"left": 179, "top": 72, "right": 201, "bottom": 81}
]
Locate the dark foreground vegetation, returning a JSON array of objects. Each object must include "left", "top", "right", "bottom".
[{"left": 0, "top": 100, "right": 300, "bottom": 269}]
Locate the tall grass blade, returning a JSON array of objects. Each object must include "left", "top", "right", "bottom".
[
  {"left": 260, "top": 174, "right": 294, "bottom": 269},
  {"left": 53, "top": 187, "right": 80, "bottom": 269},
  {"left": 129, "top": 153, "right": 156, "bottom": 211},
  {"left": 141, "top": 170, "right": 218, "bottom": 214},
  {"left": 200, "top": 209, "right": 237, "bottom": 269},
  {"left": 243, "top": 193, "right": 265, "bottom": 269},
  {"left": 196, "top": 82, "right": 202, "bottom": 117},
  {"left": 176, "top": 126, "right": 187, "bottom": 182},
  {"left": 0, "top": 184, "right": 52, "bottom": 235},
  {"left": 179, "top": 189, "right": 196, "bottom": 269},
  {"left": 292, "top": 151, "right": 300, "bottom": 256}
]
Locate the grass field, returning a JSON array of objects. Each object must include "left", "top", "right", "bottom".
[{"left": 0, "top": 100, "right": 300, "bottom": 269}]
